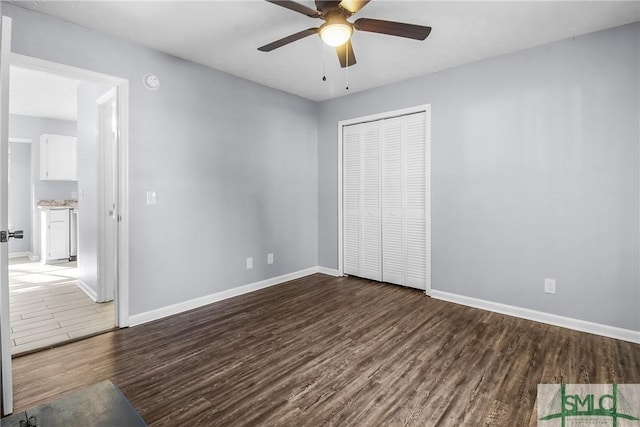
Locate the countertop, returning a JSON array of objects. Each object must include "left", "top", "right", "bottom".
[{"left": 37, "top": 199, "right": 78, "bottom": 209}]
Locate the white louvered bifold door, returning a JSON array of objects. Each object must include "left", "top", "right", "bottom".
[
  {"left": 343, "top": 124, "right": 361, "bottom": 277},
  {"left": 360, "top": 122, "right": 382, "bottom": 281},
  {"left": 381, "top": 117, "right": 405, "bottom": 286},
  {"left": 342, "top": 110, "right": 429, "bottom": 290},
  {"left": 381, "top": 112, "right": 428, "bottom": 289},
  {"left": 403, "top": 113, "right": 428, "bottom": 288}
]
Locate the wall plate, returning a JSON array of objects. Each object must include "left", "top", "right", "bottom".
[{"left": 143, "top": 74, "right": 160, "bottom": 90}]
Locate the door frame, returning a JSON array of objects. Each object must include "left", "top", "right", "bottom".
[
  {"left": 96, "top": 88, "right": 117, "bottom": 303},
  {"left": 337, "top": 104, "right": 432, "bottom": 295},
  {"left": 10, "top": 53, "right": 131, "bottom": 327},
  {"left": 0, "top": 15, "right": 13, "bottom": 415}
]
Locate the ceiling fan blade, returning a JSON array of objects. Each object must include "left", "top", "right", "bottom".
[
  {"left": 265, "top": 0, "right": 322, "bottom": 18},
  {"left": 258, "top": 28, "right": 319, "bottom": 52},
  {"left": 336, "top": 39, "right": 356, "bottom": 68},
  {"left": 339, "top": 0, "right": 370, "bottom": 15},
  {"left": 354, "top": 18, "right": 432, "bottom": 40}
]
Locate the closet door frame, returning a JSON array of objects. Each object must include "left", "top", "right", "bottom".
[{"left": 337, "top": 104, "right": 431, "bottom": 295}]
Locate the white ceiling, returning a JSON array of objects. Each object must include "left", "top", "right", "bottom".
[
  {"left": 10, "top": 65, "right": 80, "bottom": 121},
  {"left": 11, "top": 1, "right": 640, "bottom": 101}
]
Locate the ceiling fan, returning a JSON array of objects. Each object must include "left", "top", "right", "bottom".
[{"left": 258, "top": 0, "right": 432, "bottom": 68}]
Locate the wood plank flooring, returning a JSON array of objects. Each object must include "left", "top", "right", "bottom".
[
  {"left": 9, "top": 257, "right": 115, "bottom": 355},
  {"left": 11, "top": 274, "right": 640, "bottom": 426}
]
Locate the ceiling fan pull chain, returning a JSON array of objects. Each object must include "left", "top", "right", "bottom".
[
  {"left": 322, "top": 42, "right": 327, "bottom": 82},
  {"left": 345, "top": 47, "right": 349, "bottom": 90}
]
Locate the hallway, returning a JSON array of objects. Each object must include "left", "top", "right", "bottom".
[{"left": 9, "top": 257, "right": 114, "bottom": 355}]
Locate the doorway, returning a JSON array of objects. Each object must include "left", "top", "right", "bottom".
[
  {"left": 0, "top": 24, "right": 130, "bottom": 413},
  {"left": 6, "top": 63, "right": 118, "bottom": 355}
]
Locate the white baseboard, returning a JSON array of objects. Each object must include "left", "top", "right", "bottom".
[
  {"left": 9, "top": 251, "right": 31, "bottom": 259},
  {"left": 76, "top": 280, "right": 97, "bottom": 302},
  {"left": 430, "top": 290, "right": 640, "bottom": 344},
  {"left": 129, "top": 266, "right": 320, "bottom": 326},
  {"left": 316, "top": 266, "right": 341, "bottom": 277}
]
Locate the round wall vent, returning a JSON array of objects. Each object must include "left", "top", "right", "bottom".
[{"left": 143, "top": 74, "right": 160, "bottom": 90}]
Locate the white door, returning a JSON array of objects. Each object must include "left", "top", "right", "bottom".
[
  {"left": 360, "top": 122, "right": 381, "bottom": 281},
  {"left": 0, "top": 15, "right": 13, "bottom": 415},
  {"left": 381, "top": 116, "right": 405, "bottom": 286},
  {"left": 98, "top": 90, "right": 117, "bottom": 303},
  {"left": 403, "top": 113, "right": 428, "bottom": 288},
  {"left": 343, "top": 121, "right": 382, "bottom": 281},
  {"left": 342, "top": 124, "right": 361, "bottom": 277},
  {"left": 342, "top": 109, "right": 430, "bottom": 291}
]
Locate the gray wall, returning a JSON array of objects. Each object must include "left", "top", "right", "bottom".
[
  {"left": 8, "top": 114, "right": 77, "bottom": 257},
  {"left": 4, "top": 4, "right": 319, "bottom": 315},
  {"left": 77, "top": 82, "right": 112, "bottom": 295},
  {"left": 6, "top": 4, "right": 637, "bottom": 332},
  {"left": 8, "top": 141, "right": 30, "bottom": 254},
  {"left": 317, "top": 22, "right": 640, "bottom": 331}
]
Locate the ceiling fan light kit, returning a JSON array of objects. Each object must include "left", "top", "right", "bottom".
[
  {"left": 320, "top": 21, "right": 352, "bottom": 47},
  {"left": 260, "top": 0, "right": 432, "bottom": 69}
]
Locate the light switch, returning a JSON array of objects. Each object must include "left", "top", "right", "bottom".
[{"left": 146, "top": 191, "right": 157, "bottom": 205}]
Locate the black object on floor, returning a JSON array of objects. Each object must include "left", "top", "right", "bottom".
[{"left": 1, "top": 381, "right": 147, "bottom": 427}]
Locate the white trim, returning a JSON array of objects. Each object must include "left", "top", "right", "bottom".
[
  {"left": 337, "top": 120, "right": 343, "bottom": 277},
  {"left": 116, "top": 82, "right": 130, "bottom": 327},
  {"left": 0, "top": 16, "right": 13, "bottom": 415},
  {"left": 129, "top": 267, "right": 319, "bottom": 326},
  {"left": 339, "top": 105, "right": 432, "bottom": 127},
  {"left": 10, "top": 53, "right": 131, "bottom": 328},
  {"left": 11, "top": 53, "right": 128, "bottom": 86},
  {"left": 8, "top": 138, "right": 30, "bottom": 144},
  {"left": 317, "top": 266, "right": 341, "bottom": 277},
  {"left": 430, "top": 289, "right": 640, "bottom": 344},
  {"left": 424, "top": 105, "right": 432, "bottom": 296},
  {"left": 337, "top": 104, "right": 432, "bottom": 294},
  {"left": 8, "top": 251, "right": 30, "bottom": 259},
  {"left": 76, "top": 280, "right": 97, "bottom": 302}
]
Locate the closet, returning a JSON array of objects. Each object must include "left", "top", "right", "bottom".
[{"left": 342, "top": 110, "right": 430, "bottom": 290}]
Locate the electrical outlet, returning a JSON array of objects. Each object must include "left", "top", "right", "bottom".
[
  {"left": 246, "top": 257, "right": 253, "bottom": 269},
  {"left": 267, "top": 253, "right": 274, "bottom": 265},
  {"left": 544, "top": 278, "right": 556, "bottom": 294}
]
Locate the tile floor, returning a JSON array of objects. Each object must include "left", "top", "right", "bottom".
[{"left": 9, "top": 257, "right": 115, "bottom": 355}]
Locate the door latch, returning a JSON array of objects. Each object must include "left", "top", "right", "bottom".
[{"left": 0, "top": 230, "right": 24, "bottom": 243}]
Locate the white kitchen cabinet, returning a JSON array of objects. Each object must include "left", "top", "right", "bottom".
[
  {"left": 40, "top": 134, "right": 78, "bottom": 181},
  {"left": 41, "top": 209, "right": 70, "bottom": 263}
]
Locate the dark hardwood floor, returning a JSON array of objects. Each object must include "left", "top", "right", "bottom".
[{"left": 11, "top": 274, "right": 640, "bottom": 426}]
